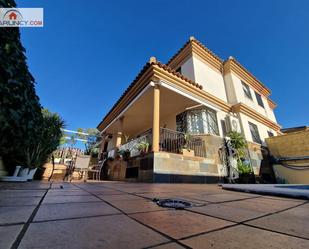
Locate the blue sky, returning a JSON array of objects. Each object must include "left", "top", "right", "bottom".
[{"left": 18, "top": 0, "right": 309, "bottom": 133}]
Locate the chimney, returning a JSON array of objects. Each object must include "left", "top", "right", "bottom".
[{"left": 149, "top": 56, "right": 157, "bottom": 64}]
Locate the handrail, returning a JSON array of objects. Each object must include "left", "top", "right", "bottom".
[
  {"left": 119, "top": 130, "right": 152, "bottom": 157},
  {"left": 159, "top": 128, "right": 207, "bottom": 157}
]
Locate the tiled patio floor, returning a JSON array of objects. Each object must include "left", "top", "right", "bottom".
[{"left": 0, "top": 181, "right": 308, "bottom": 249}]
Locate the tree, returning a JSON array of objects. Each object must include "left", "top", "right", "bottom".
[
  {"left": 76, "top": 128, "right": 100, "bottom": 156},
  {"left": 0, "top": 0, "right": 44, "bottom": 169},
  {"left": 23, "top": 109, "right": 65, "bottom": 168}
]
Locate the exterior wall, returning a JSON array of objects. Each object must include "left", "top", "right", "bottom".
[
  {"left": 107, "top": 135, "right": 117, "bottom": 151},
  {"left": 193, "top": 134, "right": 224, "bottom": 165},
  {"left": 160, "top": 114, "right": 177, "bottom": 130},
  {"left": 153, "top": 152, "right": 225, "bottom": 183},
  {"left": 106, "top": 159, "right": 127, "bottom": 181},
  {"left": 227, "top": 72, "right": 277, "bottom": 123},
  {"left": 239, "top": 113, "right": 277, "bottom": 145},
  {"left": 192, "top": 56, "right": 227, "bottom": 102},
  {"left": 272, "top": 164, "right": 309, "bottom": 184},
  {"left": 180, "top": 57, "right": 196, "bottom": 81},
  {"left": 223, "top": 72, "right": 238, "bottom": 104},
  {"left": 266, "top": 130, "right": 309, "bottom": 158},
  {"left": 216, "top": 110, "right": 229, "bottom": 137},
  {"left": 266, "top": 130, "right": 309, "bottom": 184},
  {"left": 178, "top": 55, "right": 227, "bottom": 102}
]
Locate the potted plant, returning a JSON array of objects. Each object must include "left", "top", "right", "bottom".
[
  {"left": 137, "top": 141, "right": 150, "bottom": 155},
  {"left": 237, "top": 160, "right": 254, "bottom": 183},
  {"left": 117, "top": 149, "right": 131, "bottom": 161},
  {"left": 227, "top": 131, "right": 255, "bottom": 183},
  {"left": 181, "top": 133, "right": 195, "bottom": 156}
]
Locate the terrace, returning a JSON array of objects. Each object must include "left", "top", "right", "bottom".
[{"left": 0, "top": 181, "right": 308, "bottom": 248}]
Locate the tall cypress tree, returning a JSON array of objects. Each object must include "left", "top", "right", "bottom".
[{"left": 0, "top": 0, "right": 43, "bottom": 169}]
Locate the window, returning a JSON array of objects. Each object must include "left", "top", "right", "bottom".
[
  {"left": 248, "top": 122, "right": 261, "bottom": 144},
  {"left": 187, "top": 110, "right": 205, "bottom": 134},
  {"left": 176, "top": 107, "right": 219, "bottom": 135},
  {"left": 242, "top": 81, "right": 252, "bottom": 100},
  {"left": 267, "top": 131, "right": 274, "bottom": 137},
  {"left": 176, "top": 112, "right": 187, "bottom": 133},
  {"left": 255, "top": 92, "right": 264, "bottom": 108}
]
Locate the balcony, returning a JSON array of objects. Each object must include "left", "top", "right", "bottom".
[{"left": 113, "top": 128, "right": 207, "bottom": 159}]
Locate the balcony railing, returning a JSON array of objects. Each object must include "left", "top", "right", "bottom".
[
  {"left": 118, "top": 129, "right": 152, "bottom": 157},
  {"left": 110, "top": 128, "right": 207, "bottom": 159},
  {"left": 159, "top": 128, "right": 207, "bottom": 157}
]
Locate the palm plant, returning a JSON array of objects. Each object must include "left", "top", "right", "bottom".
[
  {"left": 227, "top": 131, "right": 253, "bottom": 179},
  {"left": 24, "top": 109, "right": 65, "bottom": 168},
  {"left": 228, "top": 131, "right": 246, "bottom": 159}
]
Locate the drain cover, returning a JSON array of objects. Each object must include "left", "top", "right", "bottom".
[{"left": 154, "top": 198, "right": 193, "bottom": 209}]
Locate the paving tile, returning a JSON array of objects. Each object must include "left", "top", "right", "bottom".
[
  {"left": 42, "top": 194, "right": 100, "bottom": 204},
  {"left": 151, "top": 242, "right": 186, "bottom": 249},
  {"left": 130, "top": 210, "right": 234, "bottom": 239},
  {"left": 0, "top": 182, "right": 50, "bottom": 190},
  {"left": 51, "top": 183, "right": 80, "bottom": 190},
  {"left": 0, "top": 225, "right": 23, "bottom": 249},
  {"left": 190, "top": 203, "right": 266, "bottom": 222},
  {"left": 46, "top": 190, "right": 90, "bottom": 196},
  {"left": 138, "top": 192, "right": 208, "bottom": 204},
  {"left": 34, "top": 202, "right": 120, "bottom": 221},
  {"left": 181, "top": 225, "right": 309, "bottom": 249},
  {"left": 190, "top": 193, "right": 258, "bottom": 203},
  {"left": 19, "top": 215, "right": 168, "bottom": 249},
  {"left": 262, "top": 195, "right": 306, "bottom": 203},
  {"left": 0, "top": 205, "right": 36, "bottom": 224},
  {"left": 246, "top": 203, "right": 309, "bottom": 239},
  {"left": 222, "top": 196, "right": 301, "bottom": 213},
  {"left": 0, "top": 190, "right": 46, "bottom": 198},
  {"left": 0, "top": 197, "right": 41, "bottom": 206},
  {"left": 107, "top": 199, "right": 165, "bottom": 214},
  {"left": 88, "top": 189, "right": 125, "bottom": 195},
  {"left": 98, "top": 194, "right": 144, "bottom": 201},
  {"left": 137, "top": 192, "right": 180, "bottom": 199}
]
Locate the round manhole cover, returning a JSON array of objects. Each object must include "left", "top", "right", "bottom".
[{"left": 154, "top": 198, "right": 193, "bottom": 209}]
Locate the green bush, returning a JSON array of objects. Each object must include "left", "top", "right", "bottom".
[{"left": 237, "top": 160, "right": 253, "bottom": 175}]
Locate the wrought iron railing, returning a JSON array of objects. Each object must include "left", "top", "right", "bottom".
[
  {"left": 159, "top": 128, "right": 207, "bottom": 157},
  {"left": 118, "top": 129, "right": 152, "bottom": 157}
]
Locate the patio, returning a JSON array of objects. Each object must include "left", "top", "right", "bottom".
[{"left": 0, "top": 181, "right": 309, "bottom": 249}]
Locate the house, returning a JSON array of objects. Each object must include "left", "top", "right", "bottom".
[{"left": 97, "top": 37, "right": 281, "bottom": 183}]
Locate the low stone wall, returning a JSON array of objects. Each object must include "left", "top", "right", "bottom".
[
  {"left": 193, "top": 134, "right": 223, "bottom": 165},
  {"left": 266, "top": 130, "right": 309, "bottom": 183},
  {"left": 266, "top": 130, "right": 309, "bottom": 158},
  {"left": 272, "top": 162, "right": 309, "bottom": 184},
  {"left": 106, "top": 159, "right": 127, "bottom": 181},
  {"left": 153, "top": 152, "right": 224, "bottom": 183},
  {"left": 41, "top": 163, "right": 67, "bottom": 180}
]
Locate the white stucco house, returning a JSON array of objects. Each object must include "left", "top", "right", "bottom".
[{"left": 97, "top": 37, "right": 280, "bottom": 183}]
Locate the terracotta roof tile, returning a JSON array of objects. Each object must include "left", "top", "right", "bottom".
[
  {"left": 224, "top": 57, "right": 271, "bottom": 95},
  {"left": 167, "top": 37, "right": 223, "bottom": 66},
  {"left": 153, "top": 61, "right": 203, "bottom": 90}
]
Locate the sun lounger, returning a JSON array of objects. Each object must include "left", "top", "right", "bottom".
[{"left": 0, "top": 166, "right": 37, "bottom": 182}]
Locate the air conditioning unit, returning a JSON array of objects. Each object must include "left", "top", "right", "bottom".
[{"left": 225, "top": 115, "right": 241, "bottom": 133}]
